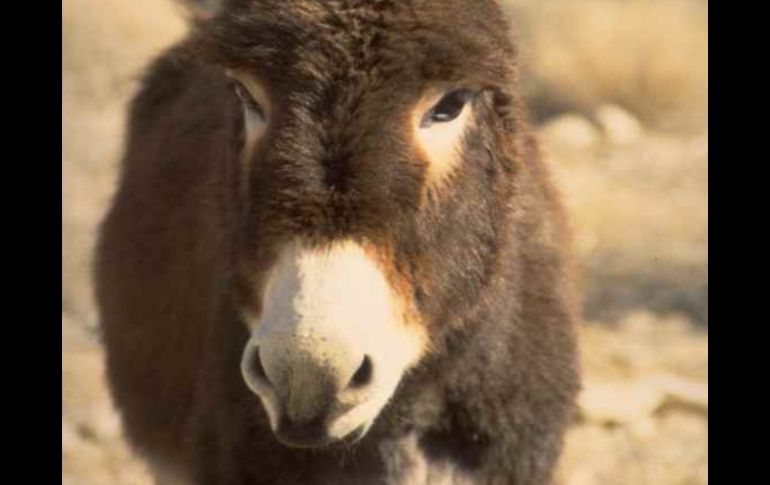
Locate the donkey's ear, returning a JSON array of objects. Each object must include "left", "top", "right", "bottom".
[{"left": 175, "top": 0, "right": 224, "bottom": 23}]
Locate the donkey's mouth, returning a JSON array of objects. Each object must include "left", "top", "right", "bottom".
[{"left": 273, "top": 417, "right": 369, "bottom": 449}]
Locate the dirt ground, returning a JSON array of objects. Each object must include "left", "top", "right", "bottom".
[{"left": 62, "top": 1, "right": 708, "bottom": 483}]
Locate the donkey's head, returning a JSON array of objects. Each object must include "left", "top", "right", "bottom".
[{"left": 195, "top": 0, "right": 523, "bottom": 448}]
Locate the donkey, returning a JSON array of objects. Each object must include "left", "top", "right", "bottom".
[{"left": 95, "top": 0, "right": 581, "bottom": 483}]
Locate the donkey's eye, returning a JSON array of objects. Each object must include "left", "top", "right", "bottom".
[
  {"left": 421, "top": 89, "right": 473, "bottom": 128},
  {"left": 233, "top": 81, "right": 266, "bottom": 121}
]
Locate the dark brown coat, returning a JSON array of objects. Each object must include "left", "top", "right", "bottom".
[{"left": 96, "top": 1, "right": 581, "bottom": 483}]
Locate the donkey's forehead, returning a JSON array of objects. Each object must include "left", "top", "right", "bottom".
[{"left": 201, "top": 0, "right": 513, "bottom": 88}]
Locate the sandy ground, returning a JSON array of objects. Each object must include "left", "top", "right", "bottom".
[{"left": 62, "top": 1, "right": 708, "bottom": 483}]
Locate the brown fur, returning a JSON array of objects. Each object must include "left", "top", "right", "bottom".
[{"left": 96, "top": 1, "right": 581, "bottom": 483}]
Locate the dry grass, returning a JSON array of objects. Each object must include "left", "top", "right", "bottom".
[
  {"left": 540, "top": 115, "right": 708, "bottom": 323},
  {"left": 506, "top": 0, "right": 708, "bottom": 129}
]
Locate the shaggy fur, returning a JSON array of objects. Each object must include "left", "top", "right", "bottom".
[{"left": 95, "top": 1, "right": 581, "bottom": 483}]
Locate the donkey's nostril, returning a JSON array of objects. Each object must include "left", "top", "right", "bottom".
[
  {"left": 243, "top": 345, "right": 272, "bottom": 390},
  {"left": 349, "top": 355, "right": 373, "bottom": 388},
  {"left": 251, "top": 347, "right": 268, "bottom": 380}
]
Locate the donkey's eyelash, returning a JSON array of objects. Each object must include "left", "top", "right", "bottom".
[
  {"left": 233, "top": 81, "right": 266, "bottom": 120},
  {"left": 420, "top": 89, "right": 473, "bottom": 128}
]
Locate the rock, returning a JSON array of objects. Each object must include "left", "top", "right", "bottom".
[
  {"left": 595, "top": 104, "right": 643, "bottom": 145},
  {"left": 653, "top": 374, "right": 708, "bottom": 414},
  {"left": 540, "top": 114, "right": 602, "bottom": 151},
  {"left": 579, "top": 372, "right": 707, "bottom": 427},
  {"left": 619, "top": 310, "right": 694, "bottom": 337},
  {"left": 578, "top": 378, "right": 665, "bottom": 425}
]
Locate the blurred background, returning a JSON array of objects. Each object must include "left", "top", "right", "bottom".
[{"left": 62, "top": 0, "right": 708, "bottom": 483}]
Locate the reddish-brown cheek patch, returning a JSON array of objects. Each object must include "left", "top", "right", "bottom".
[{"left": 361, "top": 240, "right": 433, "bottom": 356}]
